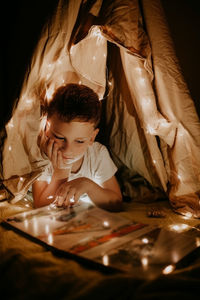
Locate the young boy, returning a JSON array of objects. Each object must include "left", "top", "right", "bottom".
[{"left": 32, "top": 83, "right": 122, "bottom": 211}]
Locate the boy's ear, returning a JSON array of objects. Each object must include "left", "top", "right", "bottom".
[{"left": 89, "top": 128, "right": 99, "bottom": 145}]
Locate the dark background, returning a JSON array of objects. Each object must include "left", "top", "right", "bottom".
[{"left": 1, "top": 0, "right": 200, "bottom": 129}]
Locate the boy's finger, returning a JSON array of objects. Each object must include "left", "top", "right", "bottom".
[
  {"left": 46, "top": 139, "right": 54, "bottom": 159},
  {"left": 57, "top": 150, "right": 64, "bottom": 169},
  {"left": 56, "top": 195, "right": 64, "bottom": 206},
  {"left": 66, "top": 188, "right": 76, "bottom": 204},
  {"left": 51, "top": 143, "right": 59, "bottom": 166}
]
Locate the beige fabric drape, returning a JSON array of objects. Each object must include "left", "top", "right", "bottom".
[{"left": 1, "top": 0, "right": 200, "bottom": 217}]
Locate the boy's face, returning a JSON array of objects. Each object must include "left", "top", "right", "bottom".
[{"left": 45, "top": 113, "right": 99, "bottom": 165}]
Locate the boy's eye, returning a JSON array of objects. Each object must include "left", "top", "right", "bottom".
[
  {"left": 75, "top": 140, "right": 84, "bottom": 144},
  {"left": 53, "top": 134, "right": 65, "bottom": 140}
]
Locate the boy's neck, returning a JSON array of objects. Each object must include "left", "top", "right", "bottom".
[{"left": 71, "top": 156, "right": 84, "bottom": 174}]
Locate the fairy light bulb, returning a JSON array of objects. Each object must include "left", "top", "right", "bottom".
[
  {"left": 169, "top": 223, "right": 189, "bottom": 233},
  {"left": 141, "top": 257, "right": 148, "bottom": 269},
  {"left": 182, "top": 212, "right": 192, "bottom": 219},
  {"left": 47, "top": 233, "right": 53, "bottom": 245},
  {"left": 70, "top": 45, "right": 75, "bottom": 54},
  {"left": 102, "top": 254, "right": 109, "bottom": 266},
  {"left": 8, "top": 146, "right": 12, "bottom": 151},
  {"left": 45, "top": 87, "right": 55, "bottom": 101},
  {"left": 162, "top": 264, "right": 175, "bottom": 275},
  {"left": 8, "top": 119, "right": 14, "bottom": 129},
  {"left": 103, "top": 221, "right": 110, "bottom": 229},
  {"left": 177, "top": 174, "right": 181, "bottom": 181},
  {"left": 91, "top": 27, "right": 104, "bottom": 45},
  {"left": 196, "top": 237, "right": 200, "bottom": 247},
  {"left": 142, "top": 237, "right": 149, "bottom": 244}
]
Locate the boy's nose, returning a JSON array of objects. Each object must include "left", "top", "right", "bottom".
[{"left": 60, "top": 142, "right": 73, "bottom": 155}]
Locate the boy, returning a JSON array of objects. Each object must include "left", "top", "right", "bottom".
[{"left": 32, "top": 83, "right": 122, "bottom": 211}]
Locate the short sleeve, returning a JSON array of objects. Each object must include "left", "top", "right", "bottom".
[
  {"left": 37, "top": 163, "right": 53, "bottom": 183},
  {"left": 92, "top": 143, "right": 117, "bottom": 184}
]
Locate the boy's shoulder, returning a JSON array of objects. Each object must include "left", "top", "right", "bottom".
[{"left": 89, "top": 141, "right": 108, "bottom": 155}]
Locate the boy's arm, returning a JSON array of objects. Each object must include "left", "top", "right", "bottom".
[
  {"left": 32, "top": 168, "right": 70, "bottom": 208},
  {"left": 54, "top": 175, "right": 123, "bottom": 212}
]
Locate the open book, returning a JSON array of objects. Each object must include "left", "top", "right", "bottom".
[{"left": 3, "top": 200, "right": 200, "bottom": 279}]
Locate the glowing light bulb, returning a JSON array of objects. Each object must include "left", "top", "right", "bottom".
[
  {"left": 182, "top": 212, "right": 192, "bottom": 219},
  {"left": 8, "top": 146, "right": 12, "bottom": 151},
  {"left": 162, "top": 264, "right": 175, "bottom": 275},
  {"left": 8, "top": 120, "right": 14, "bottom": 128},
  {"left": 70, "top": 45, "right": 75, "bottom": 54},
  {"left": 169, "top": 223, "right": 189, "bottom": 233},
  {"left": 70, "top": 197, "right": 75, "bottom": 204},
  {"left": 45, "top": 87, "right": 55, "bottom": 101},
  {"left": 78, "top": 81, "right": 82, "bottom": 85},
  {"left": 91, "top": 27, "right": 104, "bottom": 45},
  {"left": 196, "top": 237, "right": 200, "bottom": 247},
  {"left": 102, "top": 254, "right": 109, "bottom": 266},
  {"left": 142, "top": 238, "right": 149, "bottom": 244},
  {"left": 146, "top": 125, "right": 156, "bottom": 135},
  {"left": 103, "top": 221, "right": 110, "bottom": 229},
  {"left": 153, "top": 160, "right": 156, "bottom": 164},
  {"left": 47, "top": 233, "right": 53, "bottom": 245},
  {"left": 177, "top": 174, "right": 181, "bottom": 180},
  {"left": 141, "top": 257, "right": 148, "bottom": 269}
]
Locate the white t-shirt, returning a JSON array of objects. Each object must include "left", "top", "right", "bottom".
[{"left": 38, "top": 142, "right": 117, "bottom": 185}]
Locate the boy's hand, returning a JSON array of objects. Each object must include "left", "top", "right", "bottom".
[
  {"left": 38, "top": 130, "right": 72, "bottom": 179},
  {"left": 55, "top": 177, "right": 90, "bottom": 207}
]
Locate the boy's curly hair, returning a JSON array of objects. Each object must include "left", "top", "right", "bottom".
[{"left": 45, "top": 83, "right": 101, "bottom": 128}]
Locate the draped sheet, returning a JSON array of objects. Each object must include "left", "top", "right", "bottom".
[{"left": 1, "top": 0, "right": 200, "bottom": 218}]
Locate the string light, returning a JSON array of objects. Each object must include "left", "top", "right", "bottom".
[
  {"left": 47, "top": 233, "right": 53, "bottom": 245},
  {"left": 169, "top": 223, "right": 189, "bottom": 233},
  {"left": 141, "top": 257, "right": 148, "bottom": 269},
  {"left": 142, "top": 237, "right": 149, "bottom": 244},
  {"left": 102, "top": 254, "right": 109, "bottom": 266},
  {"left": 102, "top": 220, "right": 110, "bottom": 229},
  {"left": 177, "top": 174, "right": 181, "bottom": 180},
  {"left": 162, "top": 264, "right": 175, "bottom": 275}
]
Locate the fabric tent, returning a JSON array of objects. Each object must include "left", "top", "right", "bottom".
[{"left": 1, "top": 0, "right": 200, "bottom": 218}]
